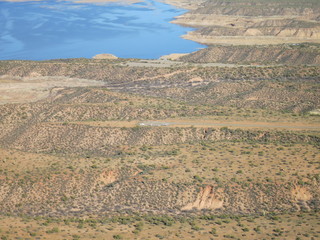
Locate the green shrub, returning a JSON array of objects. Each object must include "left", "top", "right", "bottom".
[
  {"left": 113, "top": 235, "right": 123, "bottom": 239},
  {"left": 46, "top": 227, "right": 59, "bottom": 234}
]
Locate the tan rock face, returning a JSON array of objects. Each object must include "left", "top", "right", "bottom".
[
  {"left": 93, "top": 53, "right": 118, "bottom": 60},
  {"left": 96, "top": 170, "right": 118, "bottom": 185},
  {"left": 292, "top": 186, "right": 312, "bottom": 202},
  {"left": 182, "top": 185, "right": 224, "bottom": 210},
  {"left": 159, "top": 53, "right": 189, "bottom": 60},
  {"left": 172, "top": 0, "right": 320, "bottom": 45}
]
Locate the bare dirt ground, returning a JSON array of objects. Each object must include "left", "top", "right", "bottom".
[
  {"left": 0, "top": 76, "right": 104, "bottom": 104},
  {"left": 60, "top": 118, "right": 320, "bottom": 131},
  {"left": 139, "top": 119, "right": 320, "bottom": 130}
]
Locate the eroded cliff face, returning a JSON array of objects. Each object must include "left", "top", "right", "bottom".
[
  {"left": 171, "top": 0, "right": 320, "bottom": 45},
  {"left": 178, "top": 44, "right": 320, "bottom": 65},
  {"left": 1, "top": 120, "right": 319, "bottom": 155},
  {"left": 181, "top": 184, "right": 320, "bottom": 214},
  {"left": 182, "top": 186, "right": 224, "bottom": 211},
  {"left": 0, "top": 167, "right": 319, "bottom": 217}
]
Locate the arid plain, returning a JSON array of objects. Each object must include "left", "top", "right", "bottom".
[{"left": 0, "top": 0, "right": 319, "bottom": 239}]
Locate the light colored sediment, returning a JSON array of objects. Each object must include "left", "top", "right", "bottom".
[
  {"left": 182, "top": 186, "right": 224, "bottom": 211},
  {"left": 171, "top": 1, "right": 320, "bottom": 46},
  {"left": 310, "top": 109, "right": 320, "bottom": 116},
  {"left": 182, "top": 33, "right": 320, "bottom": 45},
  {"left": 0, "top": 76, "right": 104, "bottom": 104},
  {"left": 172, "top": 14, "right": 320, "bottom": 28},
  {"left": 159, "top": 53, "right": 189, "bottom": 60},
  {"left": 160, "top": 0, "right": 205, "bottom": 10},
  {"left": 93, "top": 53, "right": 118, "bottom": 59},
  {"left": 55, "top": 118, "right": 320, "bottom": 131}
]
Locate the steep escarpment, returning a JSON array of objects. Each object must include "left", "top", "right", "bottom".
[
  {"left": 172, "top": 0, "right": 320, "bottom": 45},
  {"left": 0, "top": 170, "right": 319, "bottom": 217},
  {"left": 0, "top": 168, "right": 189, "bottom": 217},
  {"left": 1, "top": 121, "right": 319, "bottom": 155},
  {"left": 178, "top": 44, "right": 320, "bottom": 65}
]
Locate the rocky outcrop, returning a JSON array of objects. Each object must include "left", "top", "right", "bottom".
[
  {"left": 93, "top": 53, "right": 118, "bottom": 60},
  {"left": 182, "top": 186, "right": 224, "bottom": 211}
]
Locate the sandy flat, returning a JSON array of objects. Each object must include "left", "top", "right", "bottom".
[{"left": 0, "top": 76, "right": 104, "bottom": 104}]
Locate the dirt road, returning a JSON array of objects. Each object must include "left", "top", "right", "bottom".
[
  {"left": 138, "top": 120, "right": 320, "bottom": 130},
  {"left": 62, "top": 119, "right": 320, "bottom": 131}
]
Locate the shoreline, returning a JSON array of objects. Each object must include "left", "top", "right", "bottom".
[
  {"left": 0, "top": 0, "right": 203, "bottom": 61},
  {"left": 2, "top": 0, "right": 320, "bottom": 61}
]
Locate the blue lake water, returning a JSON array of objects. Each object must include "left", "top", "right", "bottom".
[{"left": 0, "top": 0, "right": 203, "bottom": 60}]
